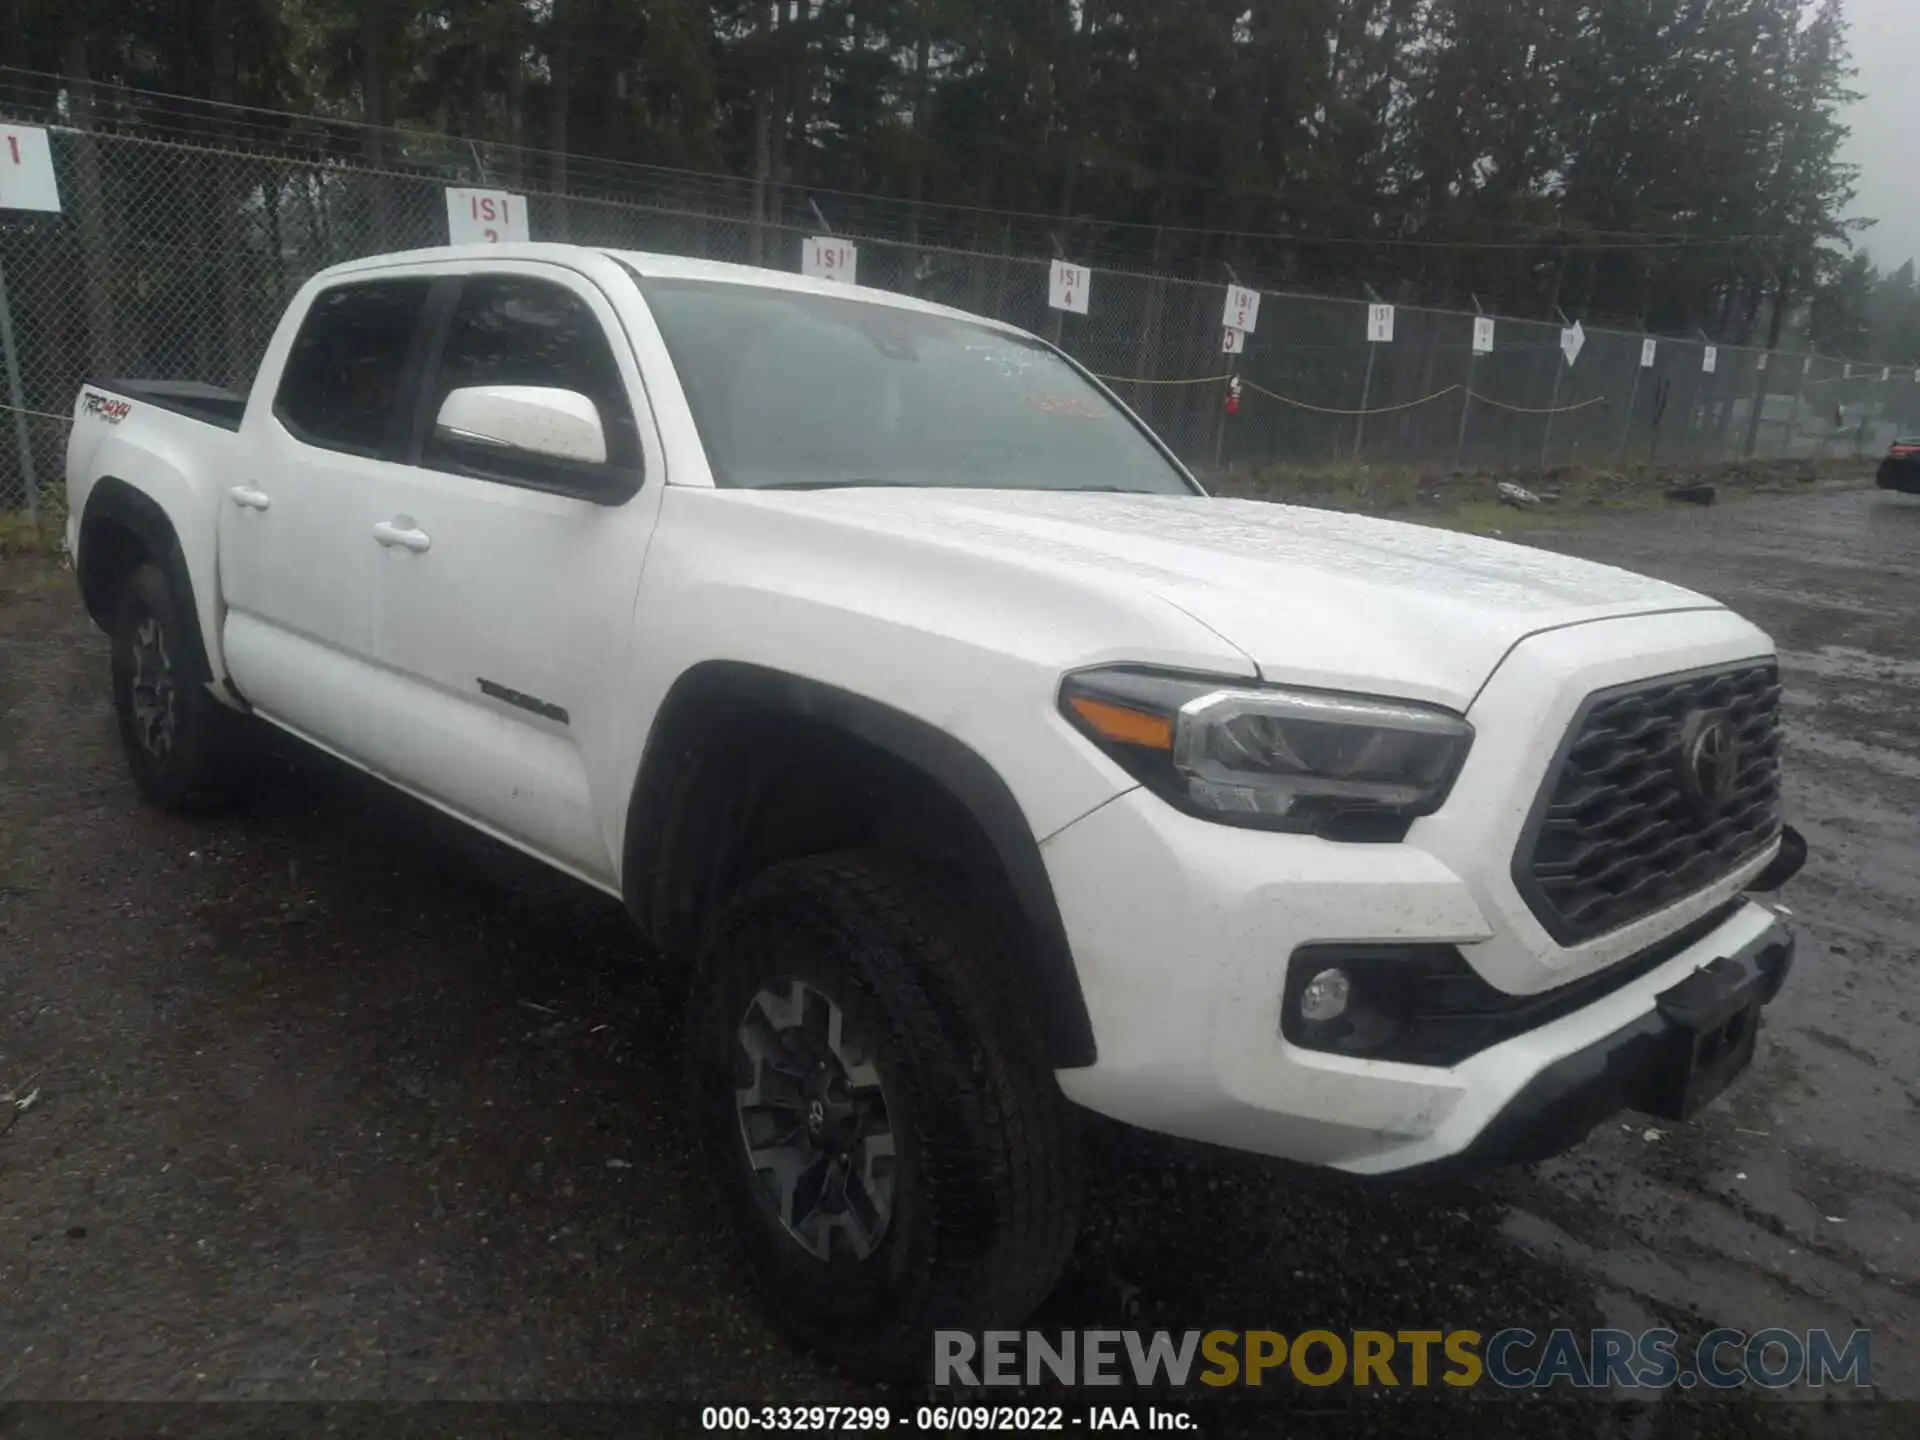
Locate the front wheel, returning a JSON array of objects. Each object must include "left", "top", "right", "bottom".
[
  {"left": 109, "top": 562, "right": 244, "bottom": 812},
  {"left": 687, "top": 851, "right": 1083, "bottom": 1378}
]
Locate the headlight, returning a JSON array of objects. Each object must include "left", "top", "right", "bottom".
[{"left": 1059, "top": 667, "right": 1473, "bottom": 838}]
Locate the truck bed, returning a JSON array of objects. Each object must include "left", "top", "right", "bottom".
[{"left": 89, "top": 378, "right": 248, "bottom": 432}]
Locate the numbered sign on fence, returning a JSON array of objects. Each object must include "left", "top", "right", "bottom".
[
  {"left": 1843, "top": 363, "right": 1853, "bottom": 379},
  {"left": 1560, "top": 321, "right": 1585, "bottom": 367},
  {"left": 1048, "top": 259, "right": 1090, "bottom": 314},
  {"left": 1222, "top": 285, "right": 1260, "bottom": 334},
  {"left": 1702, "top": 346, "right": 1718, "bottom": 374},
  {"left": 1222, "top": 327, "right": 1245, "bottom": 355},
  {"left": 1640, "top": 338, "right": 1658, "bottom": 368},
  {"left": 446, "top": 188, "right": 528, "bottom": 244},
  {"left": 1883, "top": 366, "right": 1892, "bottom": 382},
  {"left": 1367, "top": 304, "right": 1395, "bottom": 343},
  {"left": 1756, "top": 351, "right": 1769, "bottom": 372},
  {"left": 801, "top": 236, "right": 859, "bottom": 283},
  {"left": 1472, "top": 316, "right": 1495, "bottom": 355},
  {"left": 1804, "top": 356, "right": 1814, "bottom": 375},
  {"left": 0, "top": 125, "right": 61, "bottom": 212}
]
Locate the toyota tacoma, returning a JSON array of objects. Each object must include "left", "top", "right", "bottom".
[{"left": 64, "top": 244, "right": 1805, "bottom": 1375}]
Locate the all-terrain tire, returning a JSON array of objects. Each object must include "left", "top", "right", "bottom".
[
  {"left": 109, "top": 562, "right": 247, "bottom": 812},
  {"left": 687, "top": 850, "right": 1084, "bottom": 1378}
]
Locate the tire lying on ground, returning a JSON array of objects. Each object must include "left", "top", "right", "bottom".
[{"left": 686, "top": 850, "right": 1084, "bottom": 1378}]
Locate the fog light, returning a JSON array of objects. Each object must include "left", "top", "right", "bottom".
[{"left": 1298, "top": 968, "right": 1352, "bottom": 1024}]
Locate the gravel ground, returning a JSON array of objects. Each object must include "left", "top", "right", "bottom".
[{"left": 1, "top": 485, "right": 1916, "bottom": 1435}]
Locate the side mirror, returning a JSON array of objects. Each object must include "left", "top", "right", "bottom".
[{"left": 434, "top": 385, "right": 608, "bottom": 466}]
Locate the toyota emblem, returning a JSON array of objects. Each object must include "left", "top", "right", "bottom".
[{"left": 1679, "top": 711, "right": 1740, "bottom": 816}]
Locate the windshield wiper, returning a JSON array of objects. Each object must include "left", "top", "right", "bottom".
[{"left": 749, "top": 477, "right": 925, "bottom": 491}]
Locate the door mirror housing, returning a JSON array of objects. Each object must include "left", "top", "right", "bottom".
[{"left": 435, "top": 385, "right": 608, "bottom": 465}]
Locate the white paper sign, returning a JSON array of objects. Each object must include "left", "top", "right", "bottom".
[
  {"left": 1702, "top": 346, "right": 1718, "bottom": 374},
  {"left": 1472, "top": 316, "right": 1496, "bottom": 355},
  {"left": 1882, "top": 366, "right": 1892, "bottom": 382},
  {"left": 1560, "top": 321, "right": 1585, "bottom": 366},
  {"left": 1222, "top": 327, "right": 1245, "bottom": 355},
  {"left": 446, "top": 188, "right": 529, "bottom": 244},
  {"left": 1366, "top": 304, "right": 1396, "bottom": 344},
  {"left": 1222, "top": 285, "right": 1260, "bottom": 334},
  {"left": 1048, "top": 259, "right": 1090, "bottom": 314},
  {"left": 0, "top": 125, "right": 61, "bottom": 212},
  {"left": 801, "top": 236, "right": 859, "bottom": 284},
  {"left": 1756, "top": 351, "right": 1769, "bottom": 372},
  {"left": 1843, "top": 363, "right": 1852, "bottom": 379},
  {"left": 1639, "top": 339, "right": 1658, "bottom": 369},
  {"left": 1803, "top": 356, "right": 1814, "bottom": 375}
]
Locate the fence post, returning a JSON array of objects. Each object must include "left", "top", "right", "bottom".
[
  {"left": 0, "top": 254, "right": 39, "bottom": 525},
  {"left": 1617, "top": 336, "right": 1645, "bottom": 464},
  {"left": 1743, "top": 350, "right": 1771, "bottom": 458},
  {"left": 1353, "top": 284, "right": 1382, "bottom": 461},
  {"left": 1540, "top": 311, "right": 1571, "bottom": 470},
  {"left": 1354, "top": 341, "right": 1378, "bottom": 461},
  {"left": 1453, "top": 302, "right": 1482, "bottom": 472},
  {"left": 1783, "top": 355, "right": 1810, "bottom": 458}
]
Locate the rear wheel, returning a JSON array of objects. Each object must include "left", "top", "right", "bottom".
[
  {"left": 687, "top": 851, "right": 1083, "bottom": 1378},
  {"left": 109, "top": 562, "right": 244, "bottom": 812}
]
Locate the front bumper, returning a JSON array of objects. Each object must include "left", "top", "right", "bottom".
[
  {"left": 1437, "top": 918, "right": 1793, "bottom": 1171},
  {"left": 1041, "top": 786, "right": 1796, "bottom": 1175}
]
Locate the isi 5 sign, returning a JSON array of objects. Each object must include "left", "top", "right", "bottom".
[
  {"left": 1223, "top": 285, "right": 1261, "bottom": 334},
  {"left": 446, "top": 188, "right": 530, "bottom": 244},
  {"left": 802, "top": 237, "right": 859, "bottom": 284},
  {"left": 0, "top": 126, "right": 61, "bottom": 212}
]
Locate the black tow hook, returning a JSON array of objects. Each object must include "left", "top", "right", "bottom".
[{"left": 1746, "top": 825, "right": 1807, "bottom": 893}]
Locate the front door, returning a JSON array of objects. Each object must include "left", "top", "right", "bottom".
[{"left": 356, "top": 264, "right": 665, "bottom": 887}]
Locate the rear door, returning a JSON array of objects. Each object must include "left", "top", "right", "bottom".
[
  {"left": 218, "top": 276, "right": 438, "bottom": 753},
  {"left": 355, "top": 262, "right": 666, "bottom": 886}
]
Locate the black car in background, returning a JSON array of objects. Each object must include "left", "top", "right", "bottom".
[{"left": 1878, "top": 437, "right": 1920, "bottom": 494}]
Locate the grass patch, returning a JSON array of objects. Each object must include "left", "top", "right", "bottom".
[{"left": 0, "top": 509, "right": 63, "bottom": 556}]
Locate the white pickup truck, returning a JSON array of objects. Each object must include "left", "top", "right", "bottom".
[{"left": 65, "top": 243, "right": 1804, "bottom": 1374}]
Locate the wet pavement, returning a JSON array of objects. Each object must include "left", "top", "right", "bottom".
[{"left": 1, "top": 485, "right": 1915, "bottom": 1430}]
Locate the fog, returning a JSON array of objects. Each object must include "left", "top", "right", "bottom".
[{"left": 1843, "top": 0, "right": 1918, "bottom": 271}]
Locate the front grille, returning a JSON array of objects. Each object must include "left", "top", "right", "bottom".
[{"left": 1514, "top": 662, "right": 1783, "bottom": 945}]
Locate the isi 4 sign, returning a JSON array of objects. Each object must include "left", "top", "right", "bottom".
[
  {"left": 1048, "top": 259, "right": 1091, "bottom": 314},
  {"left": 446, "top": 188, "right": 530, "bottom": 244}
]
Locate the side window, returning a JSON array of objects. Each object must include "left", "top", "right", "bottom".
[
  {"left": 273, "top": 280, "right": 432, "bottom": 456},
  {"left": 425, "top": 274, "right": 640, "bottom": 486}
]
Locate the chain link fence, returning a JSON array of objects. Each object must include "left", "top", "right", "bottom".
[{"left": 4, "top": 111, "right": 1919, "bottom": 520}]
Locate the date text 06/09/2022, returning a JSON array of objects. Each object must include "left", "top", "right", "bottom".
[{"left": 700, "top": 1405, "right": 1193, "bottom": 1432}]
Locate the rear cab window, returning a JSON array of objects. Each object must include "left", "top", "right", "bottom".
[{"left": 273, "top": 279, "right": 434, "bottom": 457}]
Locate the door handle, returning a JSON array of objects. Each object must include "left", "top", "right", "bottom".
[
  {"left": 228, "top": 485, "right": 271, "bottom": 511},
  {"left": 372, "top": 518, "right": 432, "bottom": 554}
]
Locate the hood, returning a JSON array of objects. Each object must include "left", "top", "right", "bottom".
[{"left": 737, "top": 488, "right": 1717, "bottom": 710}]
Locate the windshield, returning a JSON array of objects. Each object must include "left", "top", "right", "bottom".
[{"left": 634, "top": 278, "right": 1197, "bottom": 495}]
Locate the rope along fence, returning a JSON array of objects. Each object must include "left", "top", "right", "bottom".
[{"left": 2, "top": 106, "right": 1918, "bottom": 519}]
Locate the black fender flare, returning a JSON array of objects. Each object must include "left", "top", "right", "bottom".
[
  {"left": 77, "top": 477, "right": 215, "bottom": 684},
  {"left": 622, "top": 660, "right": 1097, "bottom": 1068}
]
